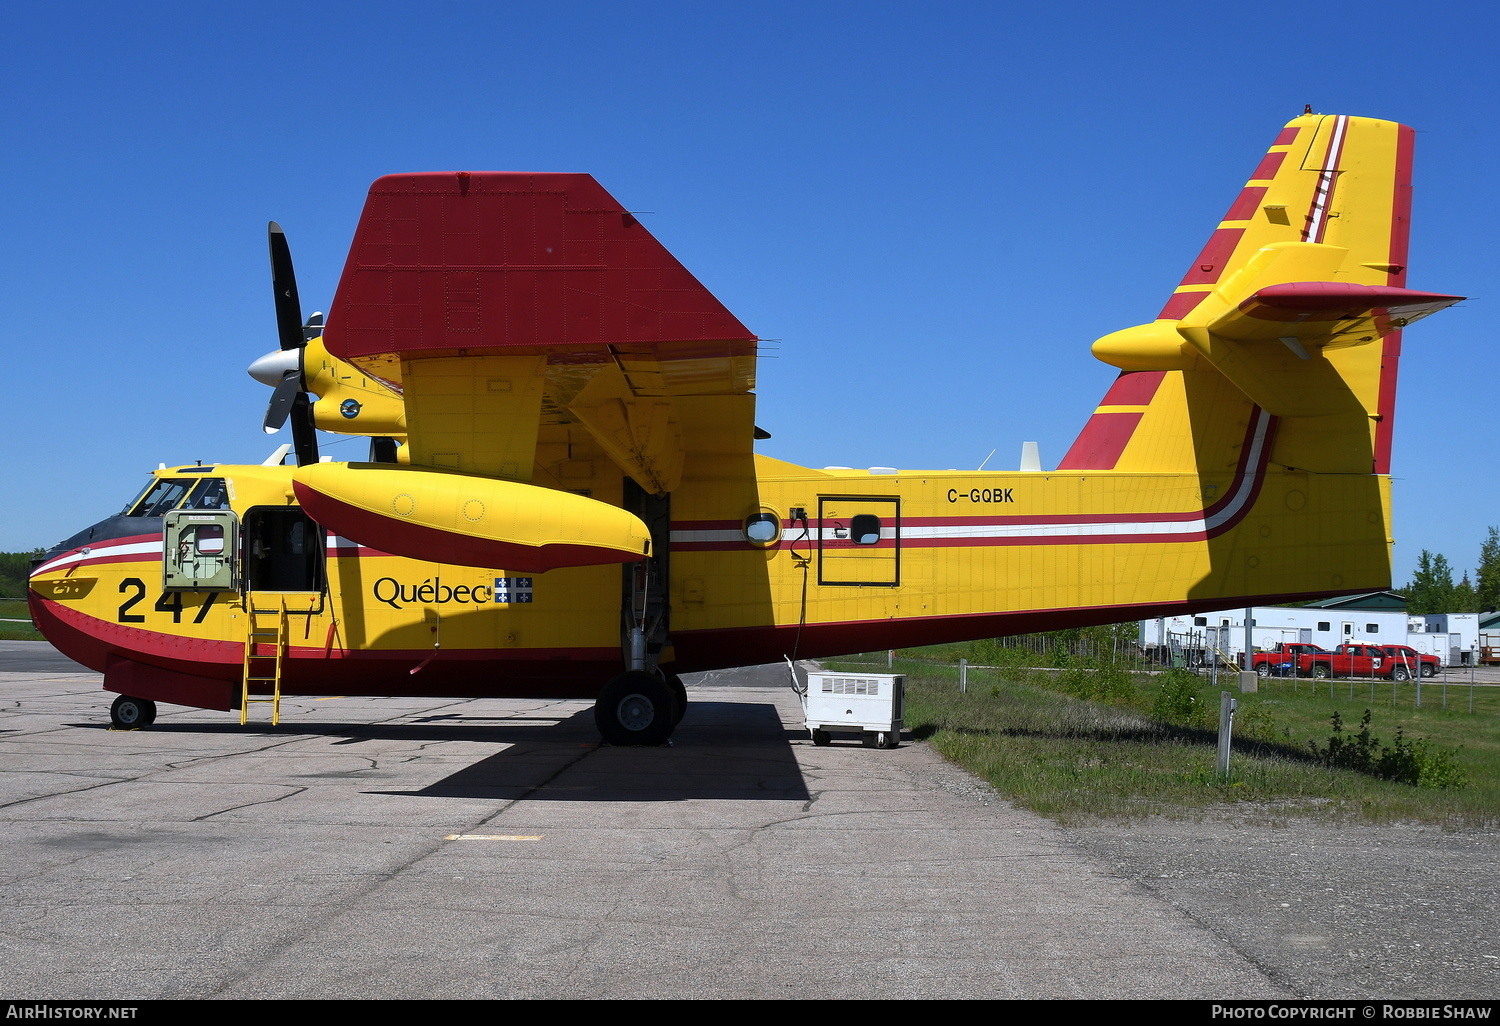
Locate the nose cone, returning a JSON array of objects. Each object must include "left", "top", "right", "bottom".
[{"left": 248, "top": 348, "right": 301, "bottom": 387}]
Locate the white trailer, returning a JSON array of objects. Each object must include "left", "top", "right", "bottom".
[
  {"left": 1140, "top": 606, "right": 1411, "bottom": 665},
  {"left": 1410, "top": 613, "right": 1479, "bottom": 666}
]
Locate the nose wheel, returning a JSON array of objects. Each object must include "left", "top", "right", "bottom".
[{"left": 110, "top": 695, "right": 157, "bottom": 730}]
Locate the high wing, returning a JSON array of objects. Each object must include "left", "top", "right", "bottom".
[{"left": 291, "top": 172, "right": 760, "bottom": 572}]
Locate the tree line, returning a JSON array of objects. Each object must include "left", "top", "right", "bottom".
[
  {"left": 1406, "top": 527, "right": 1500, "bottom": 615},
  {"left": 0, "top": 551, "right": 37, "bottom": 599}
]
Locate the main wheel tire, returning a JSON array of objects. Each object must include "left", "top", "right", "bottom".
[
  {"left": 110, "top": 695, "right": 156, "bottom": 730},
  {"left": 1421, "top": 664, "right": 1437, "bottom": 678},
  {"left": 664, "top": 673, "right": 688, "bottom": 725},
  {"left": 1255, "top": 663, "right": 1271, "bottom": 678},
  {"left": 1391, "top": 665, "right": 1412, "bottom": 682},
  {"left": 877, "top": 730, "right": 900, "bottom": 750},
  {"left": 811, "top": 729, "right": 832, "bottom": 746},
  {"left": 594, "top": 671, "right": 677, "bottom": 746},
  {"left": 1312, "top": 664, "right": 1331, "bottom": 679}
]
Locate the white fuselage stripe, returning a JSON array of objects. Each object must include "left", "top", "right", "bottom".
[
  {"left": 32, "top": 539, "right": 162, "bottom": 577},
  {"left": 668, "top": 410, "right": 1272, "bottom": 546},
  {"left": 1303, "top": 114, "right": 1348, "bottom": 244}
]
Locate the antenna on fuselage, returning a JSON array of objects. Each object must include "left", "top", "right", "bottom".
[
  {"left": 977, "top": 448, "right": 996, "bottom": 471},
  {"left": 1020, "top": 442, "right": 1041, "bottom": 472}
]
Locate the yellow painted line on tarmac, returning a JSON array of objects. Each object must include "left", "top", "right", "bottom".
[{"left": 446, "top": 834, "right": 543, "bottom": 841}]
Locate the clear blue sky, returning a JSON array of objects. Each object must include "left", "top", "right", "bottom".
[{"left": 4, "top": 0, "right": 1495, "bottom": 588}]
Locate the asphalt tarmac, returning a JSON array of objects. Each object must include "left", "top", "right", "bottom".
[{"left": 1, "top": 641, "right": 1494, "bottom": 1001}]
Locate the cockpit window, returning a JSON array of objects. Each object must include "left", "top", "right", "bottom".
[
  {"left": 184, "top": 477, "right": 231, "bottom": 511},
  {"left": 126, "top": 478, "right": 195, "bottom": 518},
  {"left": 124, "top": 476, "right": 231, "bottom": 517},
  {"left": 120, "top": 480, "right": 157, "bottom": 515}
]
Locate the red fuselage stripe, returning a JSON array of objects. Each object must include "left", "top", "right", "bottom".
[{"left": 1373, "top": 123, "right": 1415, "bottom": 475}]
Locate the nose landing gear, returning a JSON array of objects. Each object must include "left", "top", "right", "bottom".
[{"left": 110, "top": 695, "right": 157, "bottom": 730}]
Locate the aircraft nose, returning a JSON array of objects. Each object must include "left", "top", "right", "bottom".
[{"left": 248, "top": 348, "right": 300, "bottom": 387}]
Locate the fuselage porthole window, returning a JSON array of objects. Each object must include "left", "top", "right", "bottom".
[{"left": 744, "top": 513, "right": 781, "bottom": 546}]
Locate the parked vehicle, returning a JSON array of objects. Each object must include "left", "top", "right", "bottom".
[
  {"left": 1245, "top": 643, "right": 1324, "bottom": 677},
  {"left": 1327, "top": 643, "right": 1405, "bottom": 680},
  {"left": 1377, "top": 644, "right": 1440, "bottom": 678},
  {"left": 1246, "top": 643, "right": 1411, "bottom": 680}
]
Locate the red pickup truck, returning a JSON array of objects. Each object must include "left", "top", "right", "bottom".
[
  {"left": 1247, "top": 643, "right": 1413, "bottom": 680},
  {"left": 1376, "top": 644, "right": 1441, "bottom": 678},
  {"left": 1246, "top": 643, "right": 1335, "bottom": 677}
]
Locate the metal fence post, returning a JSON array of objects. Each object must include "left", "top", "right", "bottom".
[{"left": 1217, "top": 691, "right": 1237, "bottom": 779}]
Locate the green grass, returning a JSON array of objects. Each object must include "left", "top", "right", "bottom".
[
  {"left": 0, "top": 597, "right": 42, "bottom": 641},
  {"left": 825, "top": 649, "right": 1500, "bottom": 827}
]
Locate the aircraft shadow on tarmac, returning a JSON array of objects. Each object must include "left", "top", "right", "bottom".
[
  {"left": 393, "top": 702, "right": 814, "bottom": 802},
  {"left": 70, "top": 699, "right": 814, "bottom": 803}
]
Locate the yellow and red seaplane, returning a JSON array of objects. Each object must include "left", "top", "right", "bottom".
[{"left": 28, "top": 111, "right": 1461, "bottom": 744}]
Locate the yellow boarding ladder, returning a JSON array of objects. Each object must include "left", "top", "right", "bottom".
[
  {"left": 1209, "top": 636, "right": 1238, "bottom": 672},
  {"left": 241, "top": 596, "right": 287, "bottom": 725}
]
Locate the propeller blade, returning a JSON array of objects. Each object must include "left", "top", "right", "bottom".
[
  {"left": 290, "top": 392, "right": 320, "bottom": 467},
  {"left": 263, "top": 370, "right": 302, "bottom": 433},
  {"left": 268, "top": 222, "right": 305, "bottom": 352},
  {"left": 303, "top": 311, "right": 325, "bottom": 342}
]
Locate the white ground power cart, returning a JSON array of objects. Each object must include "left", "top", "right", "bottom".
[{"left": 801, "top": 671, "right": 904, "bottom": 749}]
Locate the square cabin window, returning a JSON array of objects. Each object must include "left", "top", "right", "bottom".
[
  {"left": 1318, "top": 622, "right": 1331, "bottom": 632},
  {"left": 1366, "top": 623, "right": 1379, "bottom": 634},
  {"left": 850, "top": 514, "right": 882, "bottom": 545}
]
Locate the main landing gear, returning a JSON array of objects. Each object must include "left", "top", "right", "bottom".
[
  {"left": 110, "top": 695, "right": 157, "bottom": 730},
  {"left": 594, "top": 670, "right": 686, "bottom": 746},
  {"left": 598, "top": 483, "right": 683, "bottom": 747}
]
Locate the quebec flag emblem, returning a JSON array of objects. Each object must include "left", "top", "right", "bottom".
[{"left": 494, "top": 577, "right": 534, "bottom": 603}]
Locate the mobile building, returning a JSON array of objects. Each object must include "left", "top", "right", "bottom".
[
  {"left": 1140, "top": 596, "right": 1479, "bottom": 667},
  {"left": 1140, "top": 605, "right": 1412, "bottom": 666},
  {"left": 1480, "top": 612, "right": 1500, "bottom": 665},
  {"left": 1407, "top": 613, "right": 1479, "bottom": 666}
]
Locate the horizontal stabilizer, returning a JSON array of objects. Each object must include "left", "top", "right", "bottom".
[
  {"left": 1208, "top": 282, "right": 1462, "bottom": 346},
  {"left": 1089, "top": 108, "right": 1465, "bottom": 420},
  {"left": 292, "top": 463, "right": 651, "bottom": 573}
]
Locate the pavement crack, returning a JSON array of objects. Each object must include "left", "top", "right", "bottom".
[{"left": 192, "top": 785, "right": 310, "bottom": 820}]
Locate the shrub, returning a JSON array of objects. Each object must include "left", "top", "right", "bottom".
[
  {"left": 1151, "top": 668, "right": 1204, "bottom": 726},
  {"left": 1306, "top": 709, "right": 1467, "bottom": 789}
]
